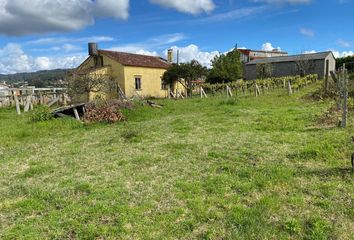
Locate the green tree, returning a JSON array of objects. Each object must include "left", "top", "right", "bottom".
[
  {"left": 336, "top": 55, "right": 354, "bottom": 73},
  {"left": 162, "top": 60, "right": 207, "bottom": 97},
  {"left": 207, "top": 49, "right": 243, "bottom": 84}
]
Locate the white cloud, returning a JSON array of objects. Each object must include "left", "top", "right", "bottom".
[
  {"left": 150, "top": 0, "right": 215, "bottom": 14},
  {"left": 94, "top": 0, "right": 129, "bottom": 19},
  {"left": 304, "top": 50, "right": 317, "bottom": 54},
  {"left": 0, "top": 0, "right": 129, "bottom": 36},
  {"left": 135, "top": 50, "right": 159, "bottom": 56},
  {"left": 299, "top": 28, "right": 315, "bottom": 37},
  {"left": 35, "top": 57, "right": 52, "bottom": 70},
  {"left": 252, "top": 0, "right": 311, "bottom": 4},
  {"left": 331, "top": 50, "right": 354, "bottom": 58},
  {"left": 302, "top": 50, "right": 354, "bottom": 58},
  {"left": 165, "top": 44, "right": 219, "bottom": 67},
  {"left": 27, "top": 36, "right": 115, "bottom": 45},
  {"left": 0, "top": 43, "right": 86, "bottom": 74},
  {"left": 0, "top": 43, "right": 32, "bottom": 73},
  {"left": 109, "top": 45, "right": 158, "bottom": 56},
  {"left": 197, "top": 6, "right": 267, "bottom": 22},
  {"left": 50, "top": 44, "right": 83, "bottom": 53},
  {"left": 262, "top": 42, "right": 281, "bottom": 51},
  {"left": 109, "top": 33, "right": 186, "bottom": 54},
  {"left": 337, "top": 39, "right": 351, "bottom": 48}
]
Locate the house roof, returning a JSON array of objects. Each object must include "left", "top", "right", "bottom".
[
  {"left": 99, "top": 50, "right": 171, "bottom": 69},
  {"left": 238, "top": 49, "right": 288, "bottom": 55},
  {"left": 246, "top": 51, "right": 335, "bottom": 65}
]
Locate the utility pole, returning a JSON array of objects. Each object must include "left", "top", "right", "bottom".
[{"left": 177, "top": 50, "right": 180, "bottom": 65}]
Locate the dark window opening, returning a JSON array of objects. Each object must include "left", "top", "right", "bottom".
[
  {"left": 135, "top": 77, "right": 142, "bottom": 90},
  {"left": 161, "top": 77, "right": 168, "bottom": 90},
  {"left": 95, "top": 56, "right": 104, "bottom": 67}
]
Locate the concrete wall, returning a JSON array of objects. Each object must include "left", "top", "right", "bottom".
[
  {"left": 326, "top": 54, "right": 336, "bottom": 76},
  {"left": 123, "top": 66, "right": 168, "bottom": 98},
  {"left": 244, "top": 56, "right": 335, "bottom": 80}
]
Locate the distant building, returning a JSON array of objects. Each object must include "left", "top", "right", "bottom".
[
  {"left": 244, "top": 51, "right": 336, "bottom": 80},
  {"left": 238, "top": 49, "right": 288, "bottom": 63},
  {"left": 0, "top": 83, "right": 9, "bottom": 98}
]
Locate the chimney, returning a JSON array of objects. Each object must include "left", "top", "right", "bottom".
[
  {"left": 167, "top": 49, "right": 173, "bottom": 63},
  {"left": 88, "top": 42, "right": 98, "bottom": 56}
]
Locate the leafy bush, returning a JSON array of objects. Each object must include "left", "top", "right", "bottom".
[
  {"left": 30, "top": 106, "right": 53, "bottom": 122},
  {"left": 349, "top": 72, "right": 354, "bottom": 80}
]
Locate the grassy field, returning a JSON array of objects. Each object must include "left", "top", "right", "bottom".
[{"left": 0, "top": 85, "right": 353, "bottom": 239}]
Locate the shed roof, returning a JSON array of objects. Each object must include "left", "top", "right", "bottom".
[
  {"left": 246, "top": 51, "right": 334, "bottom": 65},
  {"left": 99, "top": 50, "right": 171, "bottom": 69},
  {"left": 239, "top": 49, "right": 288, "bottom": 55}
]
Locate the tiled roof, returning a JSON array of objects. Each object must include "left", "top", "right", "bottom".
[
  {"left": 99, "top": 50, "right": 171, "bottom": 69},
  {"left": 246, "top": 51, "right": 334, "bottom": 65}
]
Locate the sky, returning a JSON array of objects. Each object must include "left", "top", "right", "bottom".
[{"left": 0, "top": 0, "right": 353, "bottom": 74}]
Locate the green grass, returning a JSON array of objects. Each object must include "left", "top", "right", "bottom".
[{"left": 0, "top": 86, "right": 353, "bottom": 239}]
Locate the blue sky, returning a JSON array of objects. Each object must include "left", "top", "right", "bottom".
[{"left": 0, "top": 0, "right": 353, "bottom": 74}]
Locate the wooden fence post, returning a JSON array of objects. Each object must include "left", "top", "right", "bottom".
[
  {"left": 13, "top": 92, "right": 21, "bottom": 115},
  {"left": 200, "top": 87, "right": 207, "bottom": 98},
  {"left": 226, "top": 86, "right": 233, "bottom": 97},
  {"left": 341, "top": 64, "right": 348, "bottom": 128},
  {"left": 24, "top": 95, "right": 31, "bottom": 112},
  {"left": 288, "top": 81, "right": 293, "bottom": 95},
  {"left": 325, "top": 59, "right": 329, "bottom": 92}
]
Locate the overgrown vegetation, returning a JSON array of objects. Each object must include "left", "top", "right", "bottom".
[
  {"left": 256, "top": 63, "right": 274, "bottom": 79},
  {"left": 336, "top": 55, "right": 354, "bottom": 72},
  {"left": 162, "top": 60, "right": 207, "bottom": 97},
  {"left": 201, "top": 74, "right": 318, "bottom": 94},
  {"left": 30, "top": 105, "right": 54, "bottom": 122},
  {"left": 67, "top": 73, "right": 118, "bottom": 103},
  {"left": 207, "top": 49, "right": 243, "bottom": 84},
  {"left": 0, "top": 85, "right": 353, "bottom": 239}
]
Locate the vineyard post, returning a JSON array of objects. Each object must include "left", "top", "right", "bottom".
[
  {"left": 324, "top": 59, "right": 330, "bottom": 92},
  {"left": 336, "top": 71, "right": 342, "bottom": 111},
  {"left": 341, "top": 63, "right": 348, "bottom": 128},
  {"left": 287, "top": 80, "right": 293, "bottom": 95},
  {"left": 14, "top": 92, "right": 21, "bottom": 115},
  {"left": 254, "top": 81, "right": 258, "bottom": 97}
]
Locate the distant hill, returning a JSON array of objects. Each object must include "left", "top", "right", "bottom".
[{"left": 0, "top": 69, "right": 72, "bottom": 87}]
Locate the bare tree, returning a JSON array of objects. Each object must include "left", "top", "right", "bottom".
[
  {"left": 68, "top": 72, "right": 117, "bottom": 103},
  {"left": 294, "top": 55, "right": 316, "bottom": 77},
  {"left": 256, "top": 63, "right": 273, "bottom": 79}
]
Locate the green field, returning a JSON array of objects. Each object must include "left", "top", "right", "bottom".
[{"left": 0, "top": 85, "right": 353, "bottom": 239}]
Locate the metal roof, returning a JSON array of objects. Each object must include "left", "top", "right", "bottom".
[
  {"left": 239, "top": 49, "right": 288, "bottom": 55},
  {"left": 246, "top": 51, "right": 334, "bottom": 65}
]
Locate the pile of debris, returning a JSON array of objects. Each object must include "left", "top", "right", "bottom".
[
  {"left": 85, "top": 99, "right": 133, "bottom": 123},
  {"left": 53, "top": 99, "right": 133, "bottom": 123},
  {"left": 52, "top": 98, "right": 164, "bottom": 123}
]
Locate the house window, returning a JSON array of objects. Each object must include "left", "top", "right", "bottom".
[
  {"left": 161, "top": 77, "right": 168, "bottom": 90},
  {"left": 135, "top": 77, "right": 142, "bottom": 90},
  {"left": 95, "top": 56, "right": 104, "bottom": 67}
]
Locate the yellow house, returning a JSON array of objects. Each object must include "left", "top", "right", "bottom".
[{"left": 74, "top": 43, "right": 185, "bottom": 100}]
